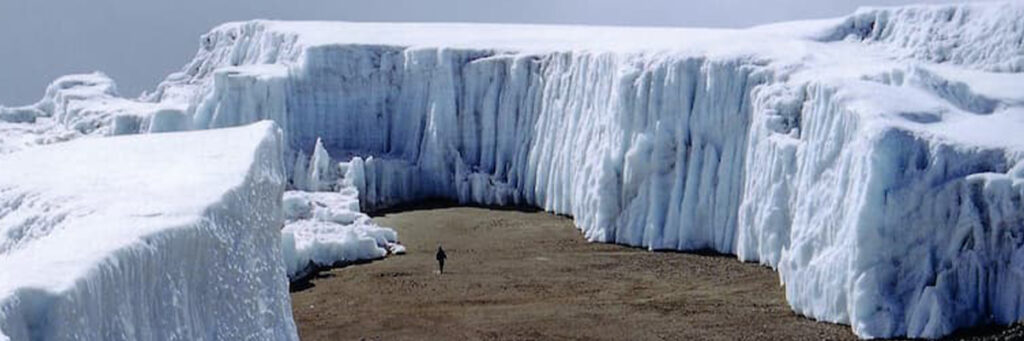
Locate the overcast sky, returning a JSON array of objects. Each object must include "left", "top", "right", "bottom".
[{"left": 0, "top": 0, "right": 984, "bottom": 106}]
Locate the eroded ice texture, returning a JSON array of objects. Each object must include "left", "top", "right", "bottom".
[
  {"left": 3, "top": 2, "right": 1024, "bottom": 338},
  {"left": 0, "top": 122, "right": 296, "bottom": 340},
  {"left": 281, "top": 147, "right": 404, "bottom": 280}
]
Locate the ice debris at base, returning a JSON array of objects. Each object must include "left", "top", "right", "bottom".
[
  {"left": 281, "top": 139, "right": 404, "bottom": 280},
  {"left": 3, "top": 1, "right": 1024, "bottom": 339},
  {"left": 0, "top": 122, "right": 297, "bottom": 340}
]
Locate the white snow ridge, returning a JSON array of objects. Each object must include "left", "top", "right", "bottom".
[{"left": 1, "top": 2, "right": 1024, "bottom": 339}]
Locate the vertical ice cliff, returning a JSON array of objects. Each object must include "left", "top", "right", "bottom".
[
  {"left": 2, "top": 2, "right": 1024, "bottom": 339},
  {"left": 736, "top": 63, "right": 1024, "bottom": 337},
  {"left": 0, "top": 122, "right": 296, "bottom": 340},
  {"left": 191, "top": 45, "right": 766, "bottom": 256}
]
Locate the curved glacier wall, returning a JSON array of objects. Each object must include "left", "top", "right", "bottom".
[
  {"left": 171, "top": 14, "right": 1024, "bottom": 337},
  {"left": 4, "top": 3, "right": 1024, "bottom": 338},
  {"left": 197, "top": 45, "right": 767, "bottom": 253}
]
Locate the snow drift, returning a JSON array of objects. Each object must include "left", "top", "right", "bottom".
[
  {"left": 2, "top": 1, "right": 1024, "bottom": 339},
  {"left": 0, "top": 122, "right": 296, "bottom": 340}
]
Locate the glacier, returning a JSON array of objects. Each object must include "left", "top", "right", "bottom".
[
  {"left": 0, "top": 122, "right": 296, "bottom": 340},
  {"left": 2, "top": 1, "right": 1024, "bottom": 339}
]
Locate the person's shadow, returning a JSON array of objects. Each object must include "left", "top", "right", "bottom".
[{"left": 289, "top": 271, "right": 335, "bottom": 292}]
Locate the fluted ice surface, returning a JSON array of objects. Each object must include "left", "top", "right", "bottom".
[{"left": 3, "top": 2, "right": 1024, "bottom": 338}]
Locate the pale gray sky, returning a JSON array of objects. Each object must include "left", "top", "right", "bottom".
[{"left": 0, "top": 0, "right": 982, "bottom": 105}]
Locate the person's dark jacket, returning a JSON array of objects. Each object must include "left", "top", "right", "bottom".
[{"left": 436, "top": 247, "right": 447, "bottom": 262}]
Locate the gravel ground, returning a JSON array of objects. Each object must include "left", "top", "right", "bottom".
[{"left": 290, "top": 202, "right": 1021, "bottom": 340}]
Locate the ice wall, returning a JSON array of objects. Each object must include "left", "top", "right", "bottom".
[
  {"left": 736, "top": 38, "right": 1024, "bottom": 334},
  {"left": 193, "top": 46, "right": 767, "bottom": 254},
  {"left": 3, "top": 2, "right": 1024, "bottom": 338},
  {"left": 155, "top": 6, "right": 1024, "bottom": 337},
  {"left": 0, "top": 122, "right": 296, "bottom": 340}
]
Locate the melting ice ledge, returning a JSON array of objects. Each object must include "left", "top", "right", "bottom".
[{"left": 3, "top": 2, "right": 1024, "bottom": 339}]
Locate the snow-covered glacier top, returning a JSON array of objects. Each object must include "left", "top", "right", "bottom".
[
  {"left": 826, "top": 2, "right": 1024, "bottom": 72},
  {"left": 2, "top": 1, "right": 1024, "bottom": 339},
  {"left": 0, "top": 122, "right": 274, "bottom": 291},
  {"left": 254, "top": 21, "right": 757, "bottom": 51},
  {"left": 152, "top": 1, "right": 1024, "bottom": 145},
  {"left": 0, "top": 122, "right": 295, "bottom": 340}
]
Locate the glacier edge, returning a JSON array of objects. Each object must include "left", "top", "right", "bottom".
[{"left": 3, "top": 2, "right": 1024, "bottom": 339}]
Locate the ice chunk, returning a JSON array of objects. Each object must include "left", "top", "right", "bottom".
[
  {"left": 280, "top": 190, "right": 401, "bottom": 280},
  {"left": 0, "top": 121, "right": 296, "bottom": 340}
]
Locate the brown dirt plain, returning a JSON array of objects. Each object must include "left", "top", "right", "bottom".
[{"left": 291, "top": 202, "right": 1022, "bottom": 341}]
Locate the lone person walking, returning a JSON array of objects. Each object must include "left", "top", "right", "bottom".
[{"left": 436, "top": 244, "right": 447, "bottom": 274}]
